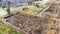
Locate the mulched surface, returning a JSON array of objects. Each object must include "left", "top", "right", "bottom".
[{"left": 3, "top": 12, "right": 59, "bottom": 34}]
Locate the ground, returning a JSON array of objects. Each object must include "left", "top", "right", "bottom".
[{"left": 0, "top": 20, "right": 21, "bottom": 34}]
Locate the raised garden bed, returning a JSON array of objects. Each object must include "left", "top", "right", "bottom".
[{"left": 1, "top": 12, "right": 59, "bottom": 34}]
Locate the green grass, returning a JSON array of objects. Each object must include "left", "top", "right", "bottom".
[{"left": 0, "top": 20, "right": 22, "bottom": 34}]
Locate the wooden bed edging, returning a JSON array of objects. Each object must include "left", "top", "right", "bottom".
[{"left": 0, "top": 18, "right": 27, "bottom": 34}]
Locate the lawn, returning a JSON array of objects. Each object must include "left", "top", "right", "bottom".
[{"left": 0, "top": 20, "right": 21, "bottom": 34}]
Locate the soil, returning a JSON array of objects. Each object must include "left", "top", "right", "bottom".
[{"left": 3, "top": 12, "right": 59, "bottom": 34}]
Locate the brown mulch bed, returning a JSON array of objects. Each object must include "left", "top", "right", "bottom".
[{"left": 3, "top": 12, "right": 59, "bottom": 34}]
